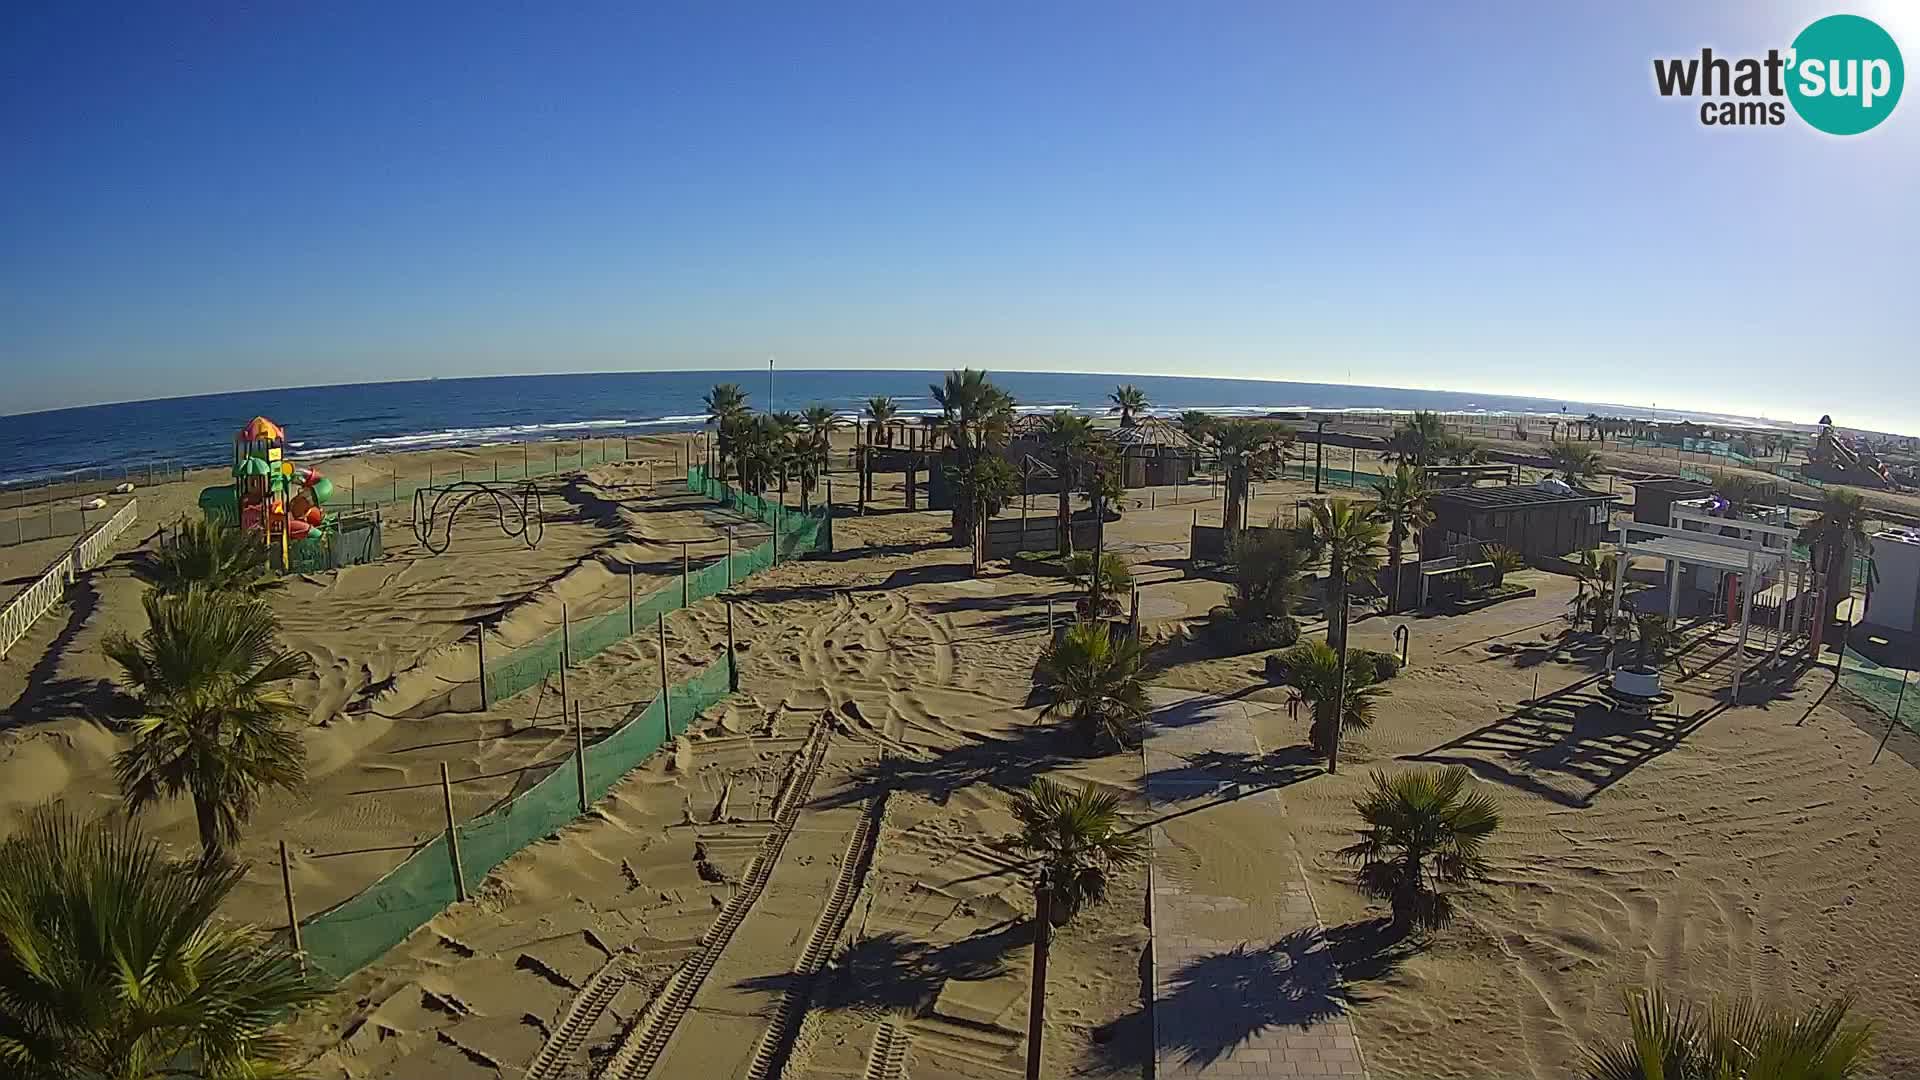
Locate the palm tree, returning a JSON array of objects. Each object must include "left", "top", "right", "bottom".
[
  {"left": 932, "top": 369, "right": 1016, "bottom": 546},
  {"left": 1310, "top": 498, "right": 1384, "bottom": 774},
  {"left": 1229, "top": 518, "right": 1307, "bottom": 622},
  {"left": 106, "top": 589, "right": 310, "bottom": 863},
  {"left": 1547, "top": 440, "right": 1602, "bottom": 485},
  {"left": 1177, "top": 410, "right": 1217, "bottom": 444},
  {"left": 138, "top": 516, "right": 280, "bottom": 595},
  {"left": 1798, "top": 488, "right": 1875, "bottom": 629},
  {"left": 1338, "top": 765, "right": 1500, "bottom": 933},
  {"left": 1384, "top": 411, "right": 1449, "bottom": 466},
  {"left": 1108, "top": 384, "right": 1149, "bottom": 428},
  {"left": 0, "top": 807, "right": 324, "bottom": 1079},
  {"left": 797, "top": 405, "right": 839, "bottom": 510},
  {"left": 1037, "top": 620, "right": 1154, "bottom": 750},
  {"left": 1006, "top": 778, "right": 1148, "bottom": 1080},
  {"left": 1716, "top": 474, "right": 1776, "bottom": 514},
  {"left": 769, "top": 410, "right": 803, "bottom": 504},
  {"left": 1371, "top": 464, "right": 1433, "bottom": 612},
  {"left": 1039, "top": 412, "right": 1095, "bottom": 556},
  {"left": 1211, "top": 419, "right": 1290, "bottom": 534},
  {"left": 1281, "top": 640, "right": 1384, "bottom": 759},
  {"left": 704, "top": 383, "right": 750, "bottom": 480},
  {"left": 1583, "top": 986, "right": 1872, "bottom": 1080},
  {"left": 1569, "top": 548, "right": 1627, "bottom": 636},
  {"left": 861, "top": 396, "right": 899, "bottom": 504}
]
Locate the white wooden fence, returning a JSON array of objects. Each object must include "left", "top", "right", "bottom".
[{"left": 0, "top": 498, "right": 138, "bottom": 659}]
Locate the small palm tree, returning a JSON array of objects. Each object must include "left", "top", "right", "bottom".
[
  {"left": 0, "top": 807, "right": 325, "bottom": 1079},
  {"left": 1339, "top": 765, "right": 1500, "bottom": 932},
  {"left": 1280, "top": 640, "right": 1383, "bottom": 759},
  {"left": 1370, "top": 464, "right": 1432, "bottom": 612},
  {"left": 106, "top": 589, "right": 311, "bottom": 863},
  {"left": 1583, "top": 985, "right": 1872, "bottom": 1080},
  {"left": 863, "top": 395, "right": 899, "bottom": 438},
  {"left": 797, "top": 404, "right": 839, "bottom": 510},
  {"left": 1037, "top": 620, "right": 1154, "bottom": 750},
  {"left": 138, "top": 516, "right": 280, "bottom": 595},
  {"left": 932, "top": 369, "right": 1016, "bottom": 546},
  {"left": 1108, "top": 384, "right": 1149, "bottom": 427},
  {"left": 1007, "top": 779, "right": 1147, "bottom": 1080},
  {"left": 1797, "top": 488, "right": 1875, "bottom": 627},
  {"left": 1177, "top": 409, "right": 1216, "bottom": 444},
  {"left": 1310, "top": 498, "right": 1384, "bottom": 774},
  {"left": 1548, "top": 440, "right": 1602, "bottom": 485},
  {"left": 1569, "top": 548, "right": 1627, "bottom": 636},
  {"left": 1383, "top": 411, "right": 1449, "bottom": 466},
  {"left": 1485, "top": 543, "right": 1526, "bottom": 587},
  {"left": 1066, "top": 550, "right": 1132, "bottom": 615}
]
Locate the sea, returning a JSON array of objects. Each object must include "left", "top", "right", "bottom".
[{"left": 0, "top": 370, "right": 1787, "bottom": 487}]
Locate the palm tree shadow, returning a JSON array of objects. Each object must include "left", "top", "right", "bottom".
[
  {"left": 1085, "top": 918, "right": 1409, "bottom": 1075},
  {"left": 811, "top": 721, "right": 1076, "bottom": 809},
  {"left": 741, "top": 924, "right": 1029, "bottom": 1018}
]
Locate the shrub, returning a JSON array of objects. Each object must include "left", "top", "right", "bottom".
[
  {"left": 1244, "top": 615, "right": 1301, "bottom": 651},
  {"left": 1363, "top": 649, "right": 1402, "bottom": 681},
  {"left": 1484, "top": 544, "right": 1526, "bottom": 586},
  {"left": 1066, "top": 551, "right": 1132, "bottom": 595}
]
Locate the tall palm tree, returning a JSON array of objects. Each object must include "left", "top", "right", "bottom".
[
  {"left": 1108, "top": 384, "right": 1149, "bottom": 428},
  {"left": 0, "top": 807, "right": 324, "bottom": 1079},
  {"left": 1039, "top": 412, "right": 1095, "bottom": 556},
  {"left": 1036, "top": 620, "right": 1154, "bottom": 750},
  {"left": 704, "top": 383, "right": 750, "bottom": 480},
  {"left": 1281, "top": 640, "right": 1384, "bottom": 759},
  {"left": 1798, "top": 488, "right": 1875, "bottom": 629},
  {"left": 138, "top": 516, "right": 280, "bottom": 595},
  {"left": 1211, "top": 420, "right": 1289, "bottom": 534},
  {"left": 1548, "top": 440, "right": 1602, "bottom": 485},
  {"left": 1006, "top": 779, "right": 1148, "bottom": 1080},
  {"left": 769, "top": 410, "right": 803, "bottom": 504},
  {"left": 106, "top": 589, "right": 311, "bottom": 863},
  {"left": 1371, "top": 464, "right": 1433, "bottom": 612},
  {"left": 1338, "top": 765, "right": 1500, "bottom": 933},
  {"left": 932, "top": 369, "right": 1016, "bottom": 547},
  {"left": 863, "top": 395, "right": 899, "bottom": 438},
  {"left": 1310, "top": 498, "right": 1384, "bottom": 774},
  {"left": 1583, "top": 986, "right": 1873, "bottom": 1080}
]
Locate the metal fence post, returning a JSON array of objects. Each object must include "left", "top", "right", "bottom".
[
  {"left": 628, "top": 566, "right": 636, "bottom": 633},
  {"left": 657, "top": 613, "right": 671, "bottom": 737},
  {"left": 476, "top": 624, "right": 489, "bottom": 711},
  {"left": 727, "top": 601, "right": 739, "bottom": 692},
  {"left": 279, "top": 841, "right": 303, "bottom": 969},
  {"left": 441, "top": 763, "right": 468, "bottom": 903},
  {"left": 682, "top": 542, "right": 690, "bottom": 606}
]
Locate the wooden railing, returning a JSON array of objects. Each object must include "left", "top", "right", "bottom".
[{"left": 0, "top": 498, "right": 138, "bottom": 659}]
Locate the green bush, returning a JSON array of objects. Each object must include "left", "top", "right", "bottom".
[
  {"left": 1353, "top": 648, "right": 1402, "bottom": 681},
  {"left": 1066, "top": 551, "right": 1133, "bottom": 594},
  {"left": 1205, "top": 606, "right": 1298, "bottom": 654}
]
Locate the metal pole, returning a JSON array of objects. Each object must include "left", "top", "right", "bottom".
[
  {"left": 628, "top": 566, "right": 636, "bottom": 633},
  {"left": 658, "top": 613, "right": 672, "bottom": 737},
  {"left": 279, "top": 841, "right": 303, "bottom": 964},
  {"left": 682, "top": 542, "right": 690, "bottom": 606},
  {"left": 727, "top": 530, "right": 736, "bottom": 587},
  {"left": 575, "top": 701, "right": 588, "bottom": 812},
  {"left": 559, "top": 604, "right": 570, "bottom": 719},
  {"left": 441, "top": 763, "right": 468, "bottom": 902},
  {"left": 1872, "top": 671, "right": 1908, "bottom": 765}
]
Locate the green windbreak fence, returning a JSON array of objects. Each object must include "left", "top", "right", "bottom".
[
  {"left": 298, "top": 473, "right": 829, "bottom": 979},
  {"left": 1839, "top": 646, "right": 1915, "bottom": 738},
  {"left": 480, "top": 468, "right": 831, "bottom": 704},
  {"left": 300, "top": 659, "right": 732, "bottom": 979}
]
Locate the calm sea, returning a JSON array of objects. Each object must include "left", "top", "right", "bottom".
[{"left": 0, "top": 370, "right": 1770, "bottom": 486}]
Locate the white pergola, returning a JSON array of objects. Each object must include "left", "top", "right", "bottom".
[{"left": 1608, "top": 516, "right": 1808, "bottom": 695}]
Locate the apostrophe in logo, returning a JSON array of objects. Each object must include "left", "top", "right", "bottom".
[
  {"left": 1786, "top": 14, "right": 1903, "bottom": 134},
  {"left": 1653, "top": 13, "right": 1903, "bottom": 134}
]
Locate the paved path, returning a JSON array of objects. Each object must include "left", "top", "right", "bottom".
[{"left": 1144, "top": 692, "right": 1370, "bottom": 1078}]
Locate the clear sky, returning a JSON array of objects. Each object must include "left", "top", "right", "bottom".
[{"left": 3, "top": 2, "right": 1915, "bottom": 429}]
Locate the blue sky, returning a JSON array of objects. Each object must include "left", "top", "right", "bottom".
[{"left": 3, "top": 2, "right": 1915, "bottom": 429}]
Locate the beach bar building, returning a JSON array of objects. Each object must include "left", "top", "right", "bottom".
[{"left": 1422, "top": 483, "right": 1618, "bottom": 561}]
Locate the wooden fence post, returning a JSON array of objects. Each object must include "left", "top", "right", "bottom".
[
  {"left": 657, "top": 613, "right": 672, "bottom": 738},
  {"left": 574, "top": 701, "right": 588, "bottom": 812},
  {"left": 476, "top": 623, "right": 489, "bottom": 711},
  {"left": 441, "top": 763, "right": 468, "bottom": 903},
  {"left": 279, "top": 841, "right": 303, "bottom": 968},
  {"left": 727, "top": 601, "right": 739, "bottom": 692},
  {"left": 628, "top": 566, "right": 636, "bottom": 633},
  {"left": 682, "top": 542, "right": 690, "bottom": 606}
]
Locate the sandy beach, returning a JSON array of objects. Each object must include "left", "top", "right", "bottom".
[{"left": 4, "top": 437, "right": 1917, "bottom": 1078}]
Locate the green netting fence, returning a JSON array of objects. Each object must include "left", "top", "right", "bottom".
[
  {"left": 297, "top": 471, "right": 830, "bottom": 979},
  {"left": 300, "top": 659, "right": 733, "bottom": 979},
  {"left": 1838, "top": 646, "right": 1915, "bottom": 739}
]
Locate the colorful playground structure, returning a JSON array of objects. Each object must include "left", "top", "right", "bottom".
[
  {"left": 1806, "top": 414, "right": 1897, "bottom": 489},
  {"left": 198, "top": 416, "right": 381, "bottom": 571}
]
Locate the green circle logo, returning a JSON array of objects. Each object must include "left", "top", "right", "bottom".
[{"left": 1787, "top": 14, "right": 1904, "bottom": 135}]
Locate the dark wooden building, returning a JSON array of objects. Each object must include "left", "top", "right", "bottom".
[
  {"left": 1628, "top": 477, "right": 1714, "bottom": 528},
  {"left": 1422, "top": 484, "right": 1619, "bottom": 559}
]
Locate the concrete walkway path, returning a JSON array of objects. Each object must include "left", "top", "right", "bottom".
[{"left": 1144, "top": 692, "right": 1370, "bottom": 1078}]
